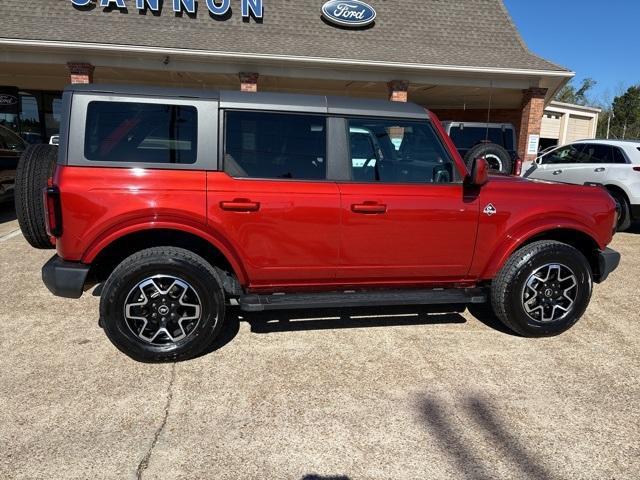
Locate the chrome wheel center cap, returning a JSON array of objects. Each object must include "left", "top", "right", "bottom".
[
  {"left": 544, "top": 288, "right": 554, "bottom": 298},
  {"left": 158, "top": 305, "right": 170, "bottom": 315}
]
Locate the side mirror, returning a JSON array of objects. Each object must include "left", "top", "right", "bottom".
[
  {"left": 467, "top": 157, "right": 489, "bottom": 186},
  {"left": 534, "top": 156, "right": 543, "bottom": 165}
]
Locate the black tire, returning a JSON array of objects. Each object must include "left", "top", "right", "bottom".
[
  {"left": 463, "top": 143, "right": 513, "bottom": 174},
  {"left": 15, "top": 144, "right": 58, "bottom": 249},
  {"left": 99, "top": 247, "right": 225, "bottom": 362},
  {"left": 609, "top": 189, "right": 631, "bottom": 232},
  {"left": 491, "top": 240, "right": 592, "bottom": 337}
]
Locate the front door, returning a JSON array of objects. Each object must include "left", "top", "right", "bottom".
[
  {"left": 207, "top": 110, "right": 340, "bottom": 288},
  {"left": 338, "top": 117, "right": 479, "bottom": 282}
]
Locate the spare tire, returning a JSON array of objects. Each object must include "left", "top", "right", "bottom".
[
  {"left": 15, "top": 144, "right": 58, "bottom": 249},
  {"left": 463, "top": 142, "right": 513, "bottom": 174}
]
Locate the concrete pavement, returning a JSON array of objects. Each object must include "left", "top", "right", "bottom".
[{"left": 1, "top": 203, "right": 638, "bottom": 479}]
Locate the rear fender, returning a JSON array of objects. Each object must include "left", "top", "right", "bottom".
[{"left": 81, "top": 218, "right": 248, "bottom": 285}]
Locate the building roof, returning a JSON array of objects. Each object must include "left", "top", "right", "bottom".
[{"left": 0, "top": 0, "right": 569, "bottom": 73}]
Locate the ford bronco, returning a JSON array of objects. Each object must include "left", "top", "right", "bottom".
[{"left": 15, "top": 84, "right": 620, "bottom": 362}]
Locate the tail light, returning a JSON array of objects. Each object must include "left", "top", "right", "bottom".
[
  {"left": 44, "top": 185, "right": 62, "bottom": 237},
  {"left": 513, "top": 157, "right": 523, "bottom": 176}
]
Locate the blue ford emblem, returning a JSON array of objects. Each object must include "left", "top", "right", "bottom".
[{"left": 321, "top": 0, "right": 376, "bottom": 27}]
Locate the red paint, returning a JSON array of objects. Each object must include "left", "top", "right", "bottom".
[{"left": 52, "top": 114, "right": 617, "bottom": 293}]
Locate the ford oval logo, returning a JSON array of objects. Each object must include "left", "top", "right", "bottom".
[
  {"left": 0, "top": 94, "right": 18, "bottom": 106},
  {"left": 321, "top": 0, "right": 376, "bottom": 27}
]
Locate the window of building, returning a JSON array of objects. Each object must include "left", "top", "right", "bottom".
[
  {"left": 224, "top": 111, "right": 326, "bottom": 180},
  {"left": 348, "top": 118, "right": 456, "bottom": 183},
  {"left": 84, "top": 101, "right": 198, "bottom": 164}
]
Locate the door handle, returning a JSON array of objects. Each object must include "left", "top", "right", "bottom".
[
  {"left": 552, "top": 170, "right": 563, "bottom": 175},
  {"left": 594, "top": 167, "right": 606, "bottom": 172},
  {"left": 220, "top": 199, "right": 260, "bottom": 212},
  {"left": 351, "top": 202, "right": 387, "bottom": 214}
]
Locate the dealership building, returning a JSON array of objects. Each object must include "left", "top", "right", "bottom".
[{"left": 0, "top": 0, "right": 574, "bottom": 160}]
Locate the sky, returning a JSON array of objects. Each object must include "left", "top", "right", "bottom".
[{"left": 503, "top": 0, "right": 640, "bottom": 103}]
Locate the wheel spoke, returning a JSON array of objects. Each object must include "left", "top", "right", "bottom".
[
  {"left": 123, "top": 275, "right": 203, "bottom": 346},
  {"left": 521, "top": 263, "right": 578, "bottom": 323}
]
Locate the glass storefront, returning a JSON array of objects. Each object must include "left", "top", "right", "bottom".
[{"left": 0, "top": 88, "right": 62, "bottom": 145}]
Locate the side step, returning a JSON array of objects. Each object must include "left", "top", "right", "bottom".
[{"left": 239, "top": 288, "right": 487, "bottom": 312}]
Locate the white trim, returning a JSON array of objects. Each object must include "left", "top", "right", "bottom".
[
  {"left": 548, "top": 100, "right": 602, "bottom": 113},
  {"left": 0, "top": 38, "right": 575, "bottom": 78}
]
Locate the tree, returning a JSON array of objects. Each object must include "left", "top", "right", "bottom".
[
  {"left": 609, "top": 85, "right": 640, "bottom": 139},
  {"left": 555, "top": 77, "right": 597, "bottom": 106}
]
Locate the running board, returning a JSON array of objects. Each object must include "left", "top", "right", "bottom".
[{"left": 239, "top": 288, "right": 487, "bottom": 312}]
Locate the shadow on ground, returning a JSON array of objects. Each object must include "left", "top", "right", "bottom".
[
  {"left": 239, "top": 305, "right": 467, "bottom": 334},
  {"left": 419, "top": 396, "right": 555, "bottom": 480},
  {"left": 0, "top": 200, "right": 16, "bottom": 225}
]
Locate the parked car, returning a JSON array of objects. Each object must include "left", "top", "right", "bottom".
[
  {"left": 442, "top": 121, "right": 521, "bottom": 175},
  {"left": 15, "top": 84, "right": 620, "bottom": 362},
  {"left": 522, "top": 139, "right": 640, "bottom": 231},
  {"left": 0, "top": 124, "right": 27, "bottom": 203}
]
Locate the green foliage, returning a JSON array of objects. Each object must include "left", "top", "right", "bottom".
[
  {"left": 609, "top": 85, "right": 640, "bottom": 139},
  {"left": 555, "top": 78, "right": 597, "bottom": 106}
]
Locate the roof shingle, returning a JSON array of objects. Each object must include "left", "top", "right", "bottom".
[{"left": 0, "top": 0, "right": 568, "bottom": 72}]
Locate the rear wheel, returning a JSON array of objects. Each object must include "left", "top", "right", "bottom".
[
  {"left": 491, "top": 241, "right": 592, "bottom": 337},
  {"left": 15, "top": 145, "right": 58, "bottom": 249},
  {"left": 100, "top": 247, "right": 225, "bottom": 362}
]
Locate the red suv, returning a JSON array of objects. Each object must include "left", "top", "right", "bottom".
[{"left": 15, "top": 84, "right": 620, "bottom": 362}]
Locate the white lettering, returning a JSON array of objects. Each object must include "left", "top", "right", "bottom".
[{"left": 333, "top": 3, "right": 366, "bottom": 20}]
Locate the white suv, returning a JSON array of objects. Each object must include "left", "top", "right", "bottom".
[{"left": 522, "top": 139, "right": 640, "bottom": 231}]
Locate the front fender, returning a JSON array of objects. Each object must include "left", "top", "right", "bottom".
[{"left": 474, "top": 216, "right": 603, "bottom": 280}]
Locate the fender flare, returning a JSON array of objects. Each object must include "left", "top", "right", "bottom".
[
  {"left": 81, "top": 218, "right": 249, "bottom": 285},
  {"left": 479, "top": 218, "right": 602, "bottom": 280}
]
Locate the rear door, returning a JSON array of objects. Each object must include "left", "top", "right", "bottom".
[
  {"left": 207, "top": 110, "right": 341, "bottom": 288},
  {"left": 561, "top": 143, "right": 629, "bottom": 186},
  {"left": 337, "top": 116, "right": 478, "bottom": 282}
]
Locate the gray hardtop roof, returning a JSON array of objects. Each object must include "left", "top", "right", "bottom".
[{"left": 65, "top": 84, "right": 430, "bottom": 119}]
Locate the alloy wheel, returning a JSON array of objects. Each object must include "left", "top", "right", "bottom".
[
  {"left": 521, "top": 263, "right": 578, "bottom": 323},
  {"left": 123, "top": 275, "right": 202, "bottom": 345}
]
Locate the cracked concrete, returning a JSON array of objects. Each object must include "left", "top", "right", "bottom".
[
  {"left": 136, "top": 364, "right": 176, "bottom": 480},
  {"left": 1, "top": 203, "right": 639, "bottom": 479}
]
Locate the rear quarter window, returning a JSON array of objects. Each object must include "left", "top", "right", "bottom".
[{"left": 84, "top": 101, "right": 198, "bottom": 164}]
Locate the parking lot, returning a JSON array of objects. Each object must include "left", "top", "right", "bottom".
[{"left": 0, "top": 201, "right": 638, "bottom": 480}]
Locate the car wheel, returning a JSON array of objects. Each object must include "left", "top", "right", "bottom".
[
  {"left": 491, "top": 240, "right": 592, "bottom": 337},
  {"left": 463, "top": 143, "right": 513, "bottom": 174},
  {"left": 100, "top": 247, "right": 225, "bottom": 362},
  {"left": 14, "top": 145, "right": 58, "bottom": 249},
  {"left": 609, "top": 189, "right": 631, "bottom": 232}
]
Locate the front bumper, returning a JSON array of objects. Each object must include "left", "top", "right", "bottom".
[
  {"left": 596, "top": 248, "right": 621, "bottom": 283},
  {"left": 42, "top": 255, "right": 90, "bottom": 299}
]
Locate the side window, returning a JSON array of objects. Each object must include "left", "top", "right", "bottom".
[
  {"left": 580, "top": 144, "right": 613, "bottom": 164},
  {"left": 611, "top": 147, "right": 628, "bottom": 164},
  {"left": 224, "top": 111, "right": 326, "bottom": 180},
  {"left": 0, "top": 126, "right": 25, "bottom": 152},
  {"left": 348, "top": 118, "right": 457, "bottom": 184},
  {"left": 84, "top": 101, "right": 198, "bottom": 164},
  {"left": 543, "top": 144, "right": 583, "bottom": 164}
]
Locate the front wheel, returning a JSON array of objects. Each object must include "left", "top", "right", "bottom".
[
  {"left": 100, "top": 247, "right": 225, "bottom": 362},
  {"left": 491, "top": 241, "right": 592, "bottom": 337}
]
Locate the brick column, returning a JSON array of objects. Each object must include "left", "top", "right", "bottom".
[
  {"left": 387, "top": 80, "right": 409, "bottom": 102},
  {"left": 517, "top": 87, "right": 547, "bottom": 161},
  {"left": 239, "top": 72, "right": 259, "bottom": 92},
  {"left": 67, "top": 63, "right": 95, "bottom": 84}
]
